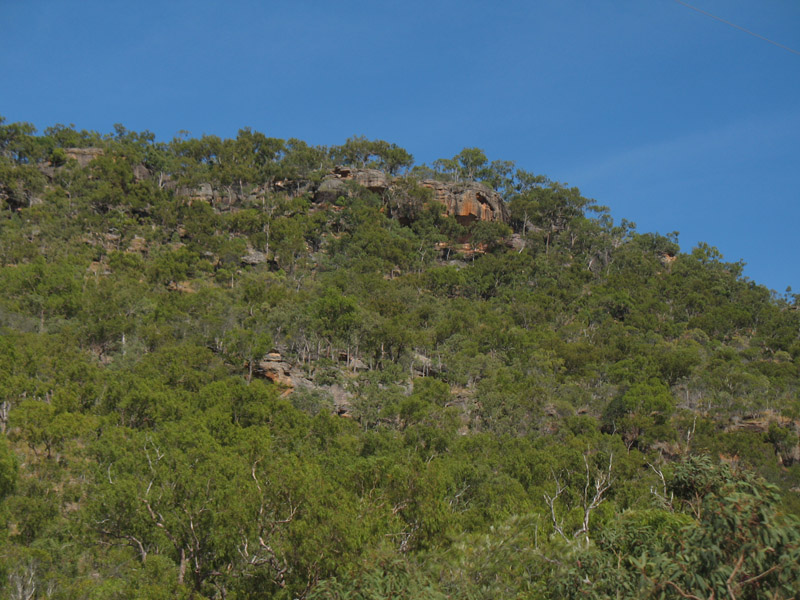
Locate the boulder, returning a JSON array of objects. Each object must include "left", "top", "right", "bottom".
[
  {"left": 191, "top": 183, "right": 215, "bottom": 203},
  {"left": 327, "top": 383, "right": 353, "bottom": 416},
  {"left": 508, "top": 233, "right": 526, "bottom": 252},
  {"left": 241, "top": 246, "right": 268, "bottom": 266},
  {"left": 132, "top": 164, "right": 151, "bottom": 182},
  {"left": 412, "top": 352, "right": 443, "bottom": 376}
]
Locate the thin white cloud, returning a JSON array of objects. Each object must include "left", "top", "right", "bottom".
[{"left": 568, "top": 109, "right": 800, "bottom": 186}]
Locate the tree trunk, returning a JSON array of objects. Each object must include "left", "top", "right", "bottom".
[{"left": 178, "top": 548, "right": 187, "bottom": 585}]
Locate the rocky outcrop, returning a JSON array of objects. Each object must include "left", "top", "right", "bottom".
[
  {"left": 186, "top": 183, "right": 216, "bottom": 203},
  {"left": 115, "top": 159, "right": 508, "bottom": 226},
  {"left": 412, "top": 352, "right": 445, "bottom": 377},
  {"left": 241, "top": 246, "right": 268, "bottom": 266},
  {"left": 420, "top": 180, "right": 507, "bottom": 225},
  {"left": 65, "top": 147, "right": 104, "bottom": 167},
  {"left": 314, "top": 166, "right": 391, "bottom": 203},
  {"left": 167, "top": 280, "right": 195, "bottom": 293},
  {"left": 255, "top": 353, "right": 313, "bottom": 389},
  {"left": 314, "top": 177, "right": 348, "bottom": 204},
  {"left": 126, "top": 236, "right": 147, "bottom": 253},
  {"left": 333, "top": 166, "right": 391, "bottom": 192},
  {"left": 87, "top": 261, "right": 111, "bottom": 277},
  {"left": 313, "top": 167, "right": 508, "bottom": 224},
  {"left": 254, "top": 353, "right": 355, "bottom": 415},
  {"left": 132, "top": 164, "right": 151, "bottom": 182},
  {"left": 257, "top": 353, "right": 294, "bottom": 387}
]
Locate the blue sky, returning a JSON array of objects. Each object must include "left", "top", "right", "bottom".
[{"left": 2, "top": 0, "right": 798, "bottom": 292}]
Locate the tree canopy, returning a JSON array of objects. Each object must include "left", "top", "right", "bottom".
[{"left": 0, "top": 117, "right": 798, "bottom": 598}]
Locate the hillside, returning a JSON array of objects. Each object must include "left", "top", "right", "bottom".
[{"left": 1, "top": 119, "right": 799, "bottom": 599}]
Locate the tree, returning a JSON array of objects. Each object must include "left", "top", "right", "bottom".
[
  {"left": 223, "top": 327, "right": 273, "bottom": 383},
  {"left": 543, "top": 448, "right": 615, "bottom": 545},
  {"left": 0, "top": 436, "right": 16, "bottom": 502},
  {"left": 330, "top": 136, "right": 413, "bottom": 174},
  {"left": 308, "top": 551, "right": 447, "bottom": 600},
  {"left": 281, "top": 138, "right": 331, "bottom": 184},
  {"left": 508, "top": 182, "right": 593, "bottom": 254},
  {"left": 602, "top": 380, "right": 675, "bottom": 451},
  {"left": 433, "top": 147, "right": 489, "bottom": 182},
  {"left": 313, "top": 287, "right": 359, "bottom": 357},
  {"left": 89, "top": 422, "right": 308, "bottom": 597},
  {"left": 638, "top": 456, "right": 800, "bottom": 599},
  {"left": 468, "top": 220, "right": 512, "bottom": 257}
]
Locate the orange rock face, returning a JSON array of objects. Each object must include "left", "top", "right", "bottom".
[
  {"left": 257, "top": 355, "right": 295, "bottom": 387},
  {"left": 420, "top": 180, "right": 507, "bottom": 225}
]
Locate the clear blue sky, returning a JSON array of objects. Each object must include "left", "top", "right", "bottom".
[{"left": 2, "top": 0, "right": 798, "bottom": 292}]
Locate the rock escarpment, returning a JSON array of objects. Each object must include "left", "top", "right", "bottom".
[
  {"left": 37, "top": 151, "right": 509, "bottom": 225},
  {"left": 314, "top": 167, "right": 508, "bottom": 224},
  {"left": 418, "top": 179, "right": 507, "bottom": 225},
  {"left": 313, "top": 167, "right": 392, "bottom": 203},
  {"left": 254, "top": 352, "right": 354, "bottom": 416}
]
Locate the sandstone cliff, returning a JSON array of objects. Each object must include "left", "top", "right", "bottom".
[
  {"left": 314, "top": 166, "right": 508, "bottom": 224},
  {"left": 418, "top": 179, "right": 507, "bottom": 225},
  {"left": 37, "top": 153, "right": 509, "bottom": 226}
]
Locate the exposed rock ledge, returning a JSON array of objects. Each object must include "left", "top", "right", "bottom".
[
  {"left": 314, "top": 166, "right": 508, "bottom": 225},
  {"left": 255, "top": 352, "right": 311, "bottom": 389},
  {"left": 40, "top": 154, "right": 509, "bottom": 226},
  {"left": 254, "top": 353, "right": 353, "bottom": 416},
  {"left": 419, "top": 179, "right": 507, "bottom": 225}
]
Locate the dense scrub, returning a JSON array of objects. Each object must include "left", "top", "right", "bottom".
[{"left": 1, "top": 118, "right": 799, "bottom": 598}]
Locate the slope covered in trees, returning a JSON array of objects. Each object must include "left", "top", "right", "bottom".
[{"left": 0, "top": 118, "right": 799, "bottom": 599}]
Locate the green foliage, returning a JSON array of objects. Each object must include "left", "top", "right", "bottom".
[
  {"left": 331, "top": 136, "right": 413, "bottom": 175},
  {"left": 0, "top": 119, "right": 798, "bottom": 598},
  {"left": 642, "top": 456, "right": 800, "bottom": 598},
  {"left": 308, "top": 550, "right": 447, "bottom": 600},
  {"left": 0, "top": 437, "right": 16, "bottom": 501},
  {"left": 603, "top": 379, "right": 675, "bottom": 450}
]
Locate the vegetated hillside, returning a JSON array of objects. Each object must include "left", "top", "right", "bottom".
[{"left": 0, "top": 118, "right": 799, "bottom": 599}]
